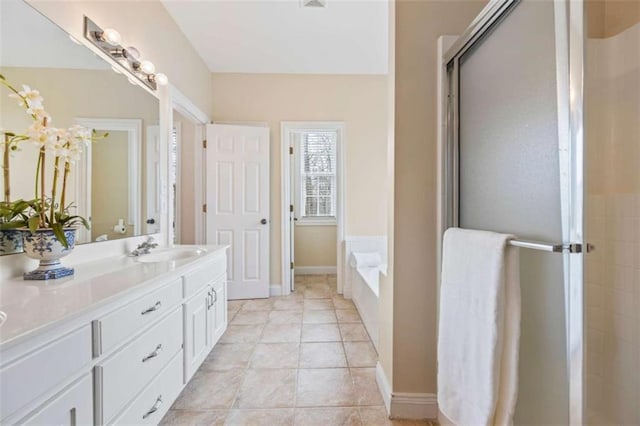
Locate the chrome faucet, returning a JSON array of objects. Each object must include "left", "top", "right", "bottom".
[{"left": 129, "top": 237, "right": 158, "bottom": 257}]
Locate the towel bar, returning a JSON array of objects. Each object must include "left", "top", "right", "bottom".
[{"left": 508, "top": 240, "right": 592, "bottom": 254}]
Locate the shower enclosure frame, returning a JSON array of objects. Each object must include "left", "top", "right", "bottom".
[{"left": 440, "top": 0, "right": 586, "bottom": 424}]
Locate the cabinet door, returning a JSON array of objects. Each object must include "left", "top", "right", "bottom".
[
  {"left": 183, "top": 287, "right": 212, "bottom": 382},
  {"left": 18, "top": 374, "right": 93, "bottom": 425},
  {"left": 211, "top": 279, "right": 228, "bottom": 344}
]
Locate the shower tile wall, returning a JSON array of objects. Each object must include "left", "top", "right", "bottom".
[
  {"left": 586, "top": 194, "right": 639, "bottom": 425},
  {"left": 585, "top": 21, "right": 640, "bottom": 426}
]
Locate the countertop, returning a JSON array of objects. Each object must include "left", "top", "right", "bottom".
[{"left": 0, "top": 245, "right": 228, "bottom": 350}]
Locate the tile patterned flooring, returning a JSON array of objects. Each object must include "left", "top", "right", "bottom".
[{"left": 162, "top": 274, "right": 433, "bottom": 425}]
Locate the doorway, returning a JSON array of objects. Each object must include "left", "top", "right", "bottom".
[
  {"left": 281, "top": 122, "right": 345, "bottom": 295},
  {"left": 170, "top": 87, "right": 209, "bottom": 246}
]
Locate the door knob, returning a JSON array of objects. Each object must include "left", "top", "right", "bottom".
[
  {"left": 146, "top": 218, "right": 156, "bottom": 224},
  {"left": 261, "top": 218, "right": 268, "bottom": 225}
]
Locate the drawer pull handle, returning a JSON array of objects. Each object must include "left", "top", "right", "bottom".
[
  {"left": 141, "top": 301, "right": 162, "bottom": 315},
  {"left": 207, "top": 289, "right": 213, "bottom": 309},
  {"left": 142, "top": 395, "right": 163, "bottom": 419},
  {"left": 142, "top": 344, "right": 163, "bottom": 362},
  {"left": 212, "top": 288, "right": 218, "bottom": 304}
]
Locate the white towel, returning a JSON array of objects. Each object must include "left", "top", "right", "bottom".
[
  {"left": 349, "top": 252, "right": 382, "bottom": 269},
  {"left": 437, "top": 228, "right": 521, "bottom": 426}
]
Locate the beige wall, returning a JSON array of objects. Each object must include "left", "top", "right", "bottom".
[
  {"left": 587, "top": 0, "right": 640, "bottom": 38},
  {"left": 294, "top": 225, "right": 337, "bottom": 267},
  {"left": 389, "top": 0, "right": 487, "bottom": 396},
  {"left": 26, "top": 0, "right": 213, "bottom": 116},
  {"left": 211, "top": 73, "right": 388, "bottom": 284},
  {"left": 174, "top": 110, "right": 198, "bottom": 244}
]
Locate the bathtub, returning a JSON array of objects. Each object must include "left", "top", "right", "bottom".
[{"left": 349, "top": 257, "right": 385, "bottom": 351}]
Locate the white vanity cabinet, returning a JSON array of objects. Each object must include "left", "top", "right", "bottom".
[
  {"left": 18, "top": 374, "right": 94, "bottom": 425},
  {"left": 183, "top": 257, "right": 227, "bottom": 381},
  {"left": 0, "top": 246, "right": 228, "bottom": 426}
]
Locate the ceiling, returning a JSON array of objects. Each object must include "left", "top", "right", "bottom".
[{"left": 161, "top": 0, "right": 389, "bottom": 75}]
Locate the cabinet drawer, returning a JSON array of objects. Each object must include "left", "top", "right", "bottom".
[
  {"left": 18, "top": 374, "right": 93, "bottom": 426},
  {"left": 110, "top": 351, "right": 183, "bottom": 426},
  {"left": 183, "top": 254, "right": 226, "bottom": 298},
  {"left": 94, "top": 280, "right": 182, "bottom": 355},
  {"left": 96, "top": 308, "right": 182, "bottom": 424},
  {"left": 0, "top": 326, "right": 91, "bottom": 421}
]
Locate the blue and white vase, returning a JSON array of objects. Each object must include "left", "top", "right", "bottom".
[
  {"left": 0, "top": 229, "right": 24, "bottom": 255},
  {"left": 21, "top": 228, "right": 76, "bottom": 280}
]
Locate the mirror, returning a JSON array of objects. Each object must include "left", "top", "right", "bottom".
[{"left": 0, "top": 0, "right": 160, "bottom": 254}]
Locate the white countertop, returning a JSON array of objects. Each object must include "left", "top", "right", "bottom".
[{"left": 0, "top": 245, "right": 227, "bottom": 349}]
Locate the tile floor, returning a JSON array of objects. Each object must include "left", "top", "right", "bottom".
[{"left": 162, "top": 274, "right": 433, "bottom": 425}]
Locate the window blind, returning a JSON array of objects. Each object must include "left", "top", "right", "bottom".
[{"left": 300, "top": 131, "right": 337, "bottom": 218}]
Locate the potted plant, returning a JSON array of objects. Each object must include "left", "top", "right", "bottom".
[{"left": 1, "top": 74, "right": 105, "bottom": 279}]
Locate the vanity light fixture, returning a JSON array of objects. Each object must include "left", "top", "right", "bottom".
[
  {"left": 153, "top": 73, "right": 169, "bottom": 86},
  {"left": 84, "top": 16, "right": 167, "bottom": 91},
  {"left": 139, "top": 60, "right": 156, "bottom": 75},
  {"left": 98, "top": 28, "right": 122, "bottom": 46}
]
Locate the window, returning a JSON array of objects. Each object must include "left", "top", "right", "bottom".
[{"left": 295, "top": 130, "right": 338, "bottom": 224}]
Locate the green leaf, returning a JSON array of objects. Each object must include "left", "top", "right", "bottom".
[
  {"left": 0, "top": 220, "right": 27, "bottom": 230},
  {"left": 52, "top": 223, "right": 69, "bottom": 249},
  {"left": 27, "top": 216, "right": 39, "bottom": 233}
]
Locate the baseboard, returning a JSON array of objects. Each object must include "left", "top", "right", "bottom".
[
  {"left": 375, "top": 362, "right": 438, "bottom": 420},
  {"left": 391, "top": 392, "right": 438, "bottom": 420},
  {"left": 294, "top": 266, "right": 337, "bottom": 275},
  {"left": 269, "top": 284, "right": 283, "bottom": 297},
  {"left": 375, "top": 362, "right": 392, "bottom": 414}
]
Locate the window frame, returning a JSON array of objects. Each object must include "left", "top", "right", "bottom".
[{"left": 294, "top": 130, "right": 339, "bottom": 226}]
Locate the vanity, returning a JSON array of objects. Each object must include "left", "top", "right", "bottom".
[{"left": 0, "top": 246, "right": 228, "bottom": 425}]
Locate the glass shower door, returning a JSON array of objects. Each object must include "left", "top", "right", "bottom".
[{"left": 445, "top": 0, "right": 582, "bottom": 423}]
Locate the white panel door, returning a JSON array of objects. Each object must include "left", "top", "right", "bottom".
[
  {"left": 146, "top": 125, "right": 162, "bottom": 234},
  {"left": 206, "top": 124, "right": 270, "bottom": 299}
]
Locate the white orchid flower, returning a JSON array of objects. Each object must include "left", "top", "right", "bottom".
[{"left": 9, "top": 84, "right": 44, "bottom": 108}]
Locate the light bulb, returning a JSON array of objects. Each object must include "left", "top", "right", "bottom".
[
  {"left": 140, "top": 60, "right": 156, "bottom": 74},
  {"left": 124, "top": 47, "right": 140, "bottom": 60},
  {"left": 154, "top": 73, "right": 168, "bottom": 86},
  {"left": 102, "top": 28, "right": 121, "bottom": 46}
]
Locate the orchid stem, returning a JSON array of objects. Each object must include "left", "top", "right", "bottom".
[
  {"left": 51, "top": 155, "right": 60, "bottom": 226},
  {"left": 60, "top": 160, "right": 70, "bottom": 216},
  {"left": 39, "top": 147, "right": 45, "bottom": 227},
  {"left": 3, "top": 134, "right": 9, "bottom": 206}
]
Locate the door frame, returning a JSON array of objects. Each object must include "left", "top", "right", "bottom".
[
  {"left": 169, "top": 84, "right": 209, "bottom": 245},
  {"left": 439, "top": 0, "right": 585, "bottom": 424},
  {"left": 281, "top": 121, "right": 346, "bottom": 296},
  {"left": 75, "top": 117, "right": 142, "bottom": 243}
]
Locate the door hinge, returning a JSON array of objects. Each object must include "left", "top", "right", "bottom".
[
  {"left": 289, "top": 146, "right": 293, "bottom": 155},
  {"left": 290, "top": 204, "right": 294, "bottom": 213},
  {"left": 202, "top": 204, "right": 207, "bottom": 213},
  {"left": 203, "top": 139, "right": 207, "bottom": 149},
  {"left": 290, "top": 262, "right": 294, "bottom": 270}
]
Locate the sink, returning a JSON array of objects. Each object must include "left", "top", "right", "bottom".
[
  {"left": 0, "top": 311, "right": 6, "bottom": 328},
  {"left": 136, "top": 247, "right": 207, "bottom": 263}
]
